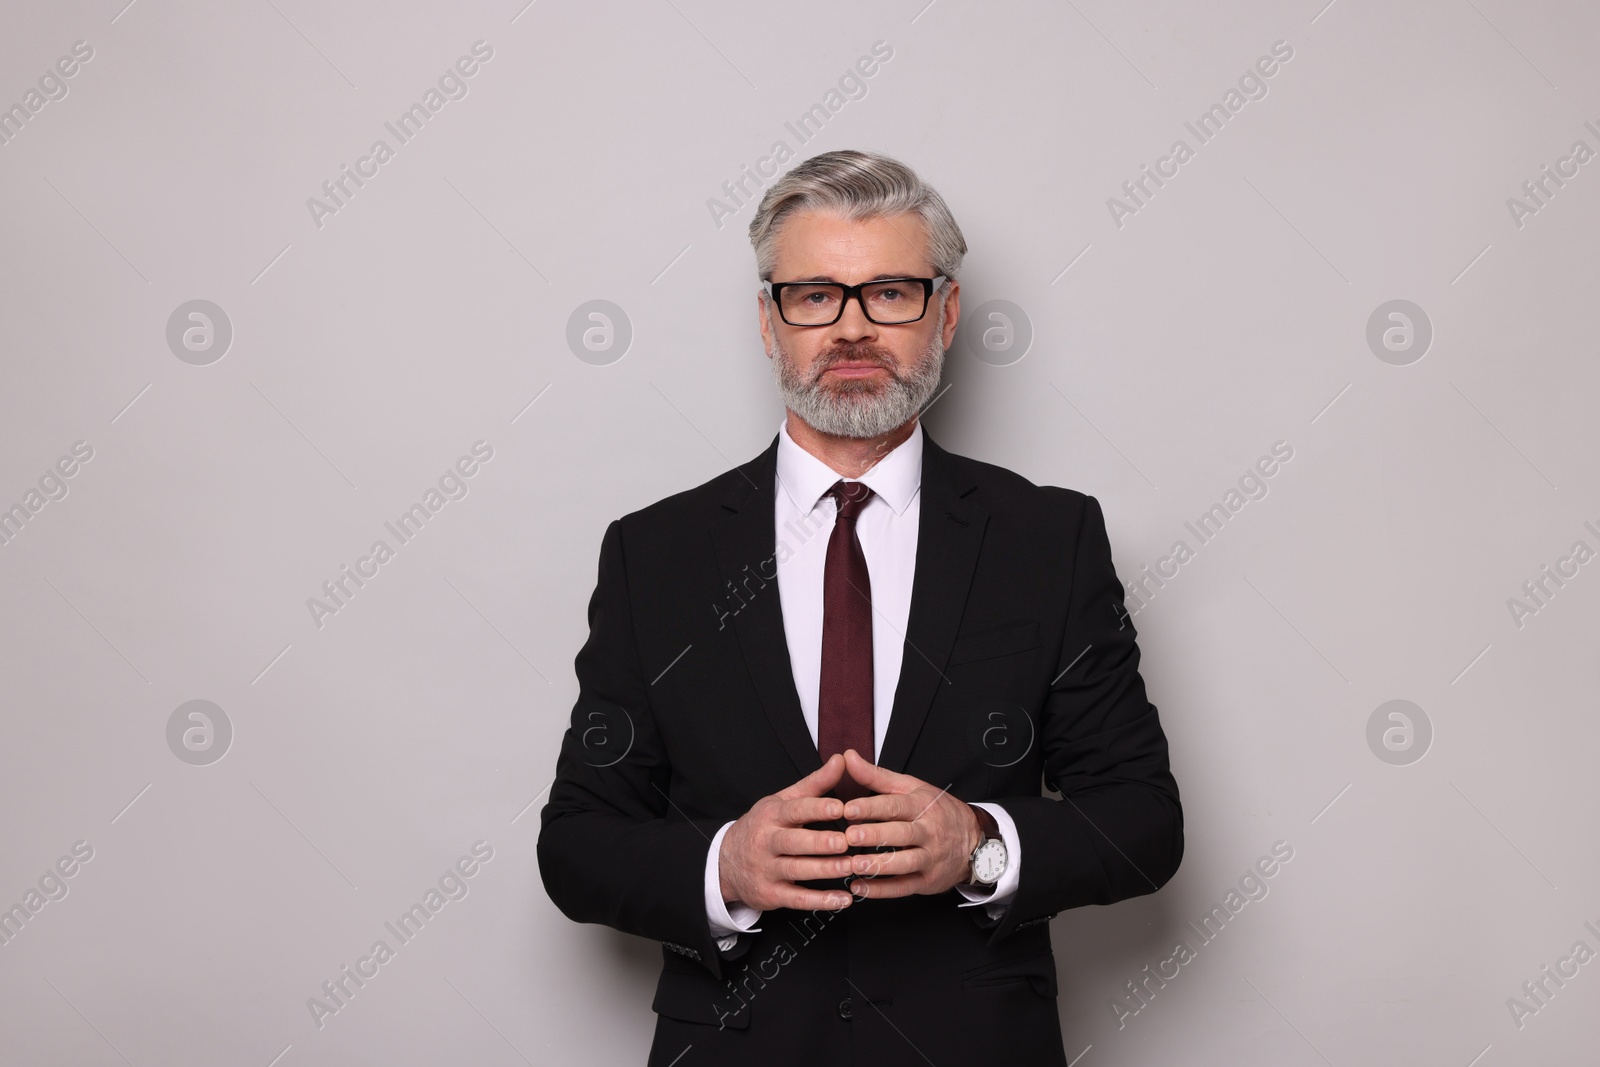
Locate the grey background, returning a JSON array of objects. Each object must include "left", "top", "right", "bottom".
[{"left": 1, "top": 1, "right": 1596, "bottom": 1064}]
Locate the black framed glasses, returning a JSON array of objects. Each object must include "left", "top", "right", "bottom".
[{"left": 763, "top": 275, "right": 946, "bottom": 327}]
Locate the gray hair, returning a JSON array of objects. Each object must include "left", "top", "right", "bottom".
[{"left": 747, "top": 149, "right": 967, "bottom": 284}]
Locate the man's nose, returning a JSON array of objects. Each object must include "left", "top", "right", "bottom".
[{"left": 830, "top": 295, "right": 878, "bottom": 342}]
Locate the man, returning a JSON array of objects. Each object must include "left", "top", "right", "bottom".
[{"left": 538, "top": 149, "right": 1183, "bottom": 1065}]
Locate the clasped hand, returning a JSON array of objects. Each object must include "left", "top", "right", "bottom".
[{"left": 718, "top": 750, "right": 981, "bottom": 913}]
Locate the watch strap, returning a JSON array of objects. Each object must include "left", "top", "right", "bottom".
[
  {"left": 966, "top": 804, "right": 1003, "bottom": 887},
  {"left": 971, "top": 804, "right": 1000, "bottom": 844}
]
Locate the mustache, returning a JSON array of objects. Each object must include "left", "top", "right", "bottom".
[{"left": 812, "top": 344, "right": 897, "bottom": 378}]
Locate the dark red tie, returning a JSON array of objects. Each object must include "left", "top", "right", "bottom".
[{"left": 818, "top": 479, "right": 876, "bottom": 801}]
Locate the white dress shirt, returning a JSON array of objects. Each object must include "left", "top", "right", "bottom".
[{"left": 703, "top": 418, "right": 1022, "bottom": 951}]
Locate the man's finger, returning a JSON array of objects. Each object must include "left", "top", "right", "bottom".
[
  {"left": 841, "top": 748, "right": 919, "bottom": 796},
  {"left": 847, "top": 873, "right": 923, "bottom": 900},
  {"left": 778, "top": 795, "right": 847, "bottom": 827},
  {"left": 842, "top": 792, "right": 917, "bottom": 823},
  {"left": 772, "top": 885, "right": 854, "bottom": 912},
  {"left": 778, "top": 753, "right": 848, "bottom": 802},
  {"left": 849, "top": 846, "right": 928, "bottom": 879},
  {"left": 777, "top": 854, "right": 857, "bottom": 883},
  {"left": 845, "top": 819, "right": 918, "bottom": 850},
  {"left": 771, "top": 826, "right": 848, "bottom": 856}
]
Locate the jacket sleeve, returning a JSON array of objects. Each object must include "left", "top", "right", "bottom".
[
  {"left": 536, "top": 518, "right": 734, "bottom": 978},
  {"left": 982, "top": 493, "right": 1184, "bottom": 945}
]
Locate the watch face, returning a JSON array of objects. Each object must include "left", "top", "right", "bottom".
[{"left": 973, "top": 839, "right": 1006, "bottom": 883}]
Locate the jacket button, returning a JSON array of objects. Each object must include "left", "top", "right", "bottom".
[{"left": 838, "top": 997, "right": 852, "bottom": 1020}]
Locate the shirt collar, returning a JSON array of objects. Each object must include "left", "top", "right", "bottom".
[{"left": 775, "top": 417, "right": 923, "bottom": 519}]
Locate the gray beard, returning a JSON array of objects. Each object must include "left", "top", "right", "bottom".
[{"left": 767, "top": 298, "right": 946, "bottom": 440}]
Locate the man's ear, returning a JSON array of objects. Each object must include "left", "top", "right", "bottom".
[
  {"left": 756, "top": 290, "right": 774, "bottom": 358},
  {"left": 940, "top": 280, "right": 960, "bottom": 351}
]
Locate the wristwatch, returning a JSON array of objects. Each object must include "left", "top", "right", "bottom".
[{"left": 966, "top": 805, "right": 1008, "bottom": 887}]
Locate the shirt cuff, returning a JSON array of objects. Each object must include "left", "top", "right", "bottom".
[
  {"left": 705, "top": 820, "right": 763, "bottom": 952},
  {"left": 954, "top": 802, "right": 1021, "bottom": 921}
]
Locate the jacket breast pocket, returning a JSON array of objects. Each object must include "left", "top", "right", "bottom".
[{"left": 948, "top": 619, "right": 1039, "bottom": 666}]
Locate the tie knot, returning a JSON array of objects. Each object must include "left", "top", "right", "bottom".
[{"left": 828, "top": 480, "right": 875, "bottom": 521}]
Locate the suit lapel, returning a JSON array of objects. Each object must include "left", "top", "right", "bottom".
[
  {"left": 877, "top": 429, "right": 989, "bottom": 774},
  {"left": 711, "top": 436, "right": 823, "bottom": 780},
  {"left": 709, "top": 427, "right": 990, "bottom": 782}
]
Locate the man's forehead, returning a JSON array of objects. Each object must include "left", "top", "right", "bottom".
[{"left": 771, "top": 209, "right": 932, "bottom": 278}]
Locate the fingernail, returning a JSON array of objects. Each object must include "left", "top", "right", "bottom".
[{"left": 844, "top": 805, "right": 858, "bottom": 819}]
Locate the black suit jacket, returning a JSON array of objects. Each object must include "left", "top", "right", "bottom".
[{"left": 538, "top": 429, "right": 1183, "bottom": 1066}]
